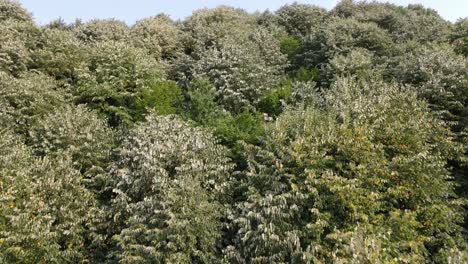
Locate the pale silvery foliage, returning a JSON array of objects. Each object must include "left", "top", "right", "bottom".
[
  {"left": 0, "top": 72, "right": 68, "bottom": 134},
  {"left": 0, "top": 130, "right": 96, "bottom": 263},
  {"left": 111, "top": 114, "right": 232, "bottom": 263},
  {"left": 73, "top": 41, "right": 164, "bottom": 125},
  {"left": 451, "top": 18, "right": 468, "bottom": 56},
  {"left": 332, "top": 1, "right": 451, "bottom": 43},
  {"left": 131, "top": 14, "right": 180, "bottom": 60},
  {"left": 325, "top": 48, "right": 375, "bottom": 80},
  {"left": 30, "top": 27, "right": 85, "bottom": 81},
  {"left": 182, "top": 6, "right": 255, "bottom": 51},
  {"left": 29, "top": 104, "right": 114, "bottom": 176},
  {"left": 275, "top": 3, "right": 326, "bottom": 38},
  {"left": 224, "top": 141, "right": 314, "bottom": 263},
  {"left": 176, "top": 6, "right": 288, "bottom": 113},
  {"left": 300, "top": 17, "right": 392, "bottom": 67},
  {"left": 0, "top": 20, "right": 39, "bottom": 75},
  {"left": 227, "top": 76, "right": 464, "bottom": 262},
  {"left": 289, "top": 80, "right": 318, "bottom": 106},
  {"left": 74, "top": 19, "right": 129, "bottom": 44},
  {"left": 0, "top": 99, "right": 13, "bottom": 128},
  {"left": 76, "top": 41, "right": 163, "bottom": 88},
  {"left": 389, "top": 44, "right": 468, "bottom": 136},
  {"left": 0, "top": 0, "right": 31, "bottom": 22},
  {"left": 183, "top": 27, "right": 287, "bottom": 113}
]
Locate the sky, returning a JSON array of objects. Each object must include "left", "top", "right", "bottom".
[{"left": 17, "top": 0, "right": 467, "bottom": 25}]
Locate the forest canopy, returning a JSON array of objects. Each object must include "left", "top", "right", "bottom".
[{"left": 0, "top": 0, "right": 467, "bottom": 263}]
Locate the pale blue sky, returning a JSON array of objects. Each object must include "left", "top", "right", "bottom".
[{"left": 17, "top": 0, "right": 467, "bottom": 25}]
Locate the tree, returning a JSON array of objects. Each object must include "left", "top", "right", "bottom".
[
  {"left": 226, "top": 76, "right": 466, "bottom": 263},
  {"left": 323, "top": 48, "right": 377, "bottom": 84},
  {"left": 388, "top": 44, "right": 467, "bottom": 136},
  {"left": 130, "top": 14, "right": 181, "bottom": 60},
  {"left": 72, "top": 41, "right": 164, "bottom": 126},
  {"left": 0, "top": 19, "right": 41, "bottom": 76},
  {"left": 176, "top": 27, "right": 287, "bottom": 113},
  {"left": 388, "top": 44, "right": 468, "bottom": 230},
  {"left": 331, "top": 0, "right": 451, "bottom": 43},
  {"left": 73, "top": 19, "right": 129, "bottom": 44},
  {"left": 0, "top": 72, "right": 68, "bottom": 135},
  {"left": 300, "top": 17, "right": 393, "bottom": 68},
  {"left": 29, "top": 27, "right": 86, "bottom": 82},
  {"left": 451, "top": 18, "right": 468, "bottom": 56},
  {"left": 181, "top": 6, "right": 255, "bottom": 52},
  {"left": 136, "top": 80, "right": 183, "bottom": 116},
  {"left": 110, "top": 114, "right": 232, "bottom": 263},
  {"left": 0, "top": 0, "right": 32, "bottom": 23},
  {"left": 275, "top": 3, "right": 326, "bottom": 38},
  {"left": 0, "top": 130, "right": 97, "bottom": 263},
  {"left": 29, "top": 105, "right": 114, "bottom": 181}
]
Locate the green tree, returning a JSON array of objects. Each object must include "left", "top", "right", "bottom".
[
  {"left": 451, "top": 18, "right": 468, "bottom": 56},
  {"left": 388, "top": 44, "right": 468, "bottom": 232},
  {"left": 136, "top": 80, "right": 183, "bottom": 116},
  {"left": 183, "top": 78, "right": 265, "bottom": 165},
  {"left": 176, "top": 27, "right": 287, "bottom": 113},
  {"left": 72, "top": 41, "right": 164, "bottom": 126},
  {"left": 181, "top": 6, "right": 255, "bottom": 52},
  {"left": 389, "top": 44, "right": 467, "bottom": 137},
  {"left": 226, "top": 76, "right": 466, "bottom": 263},
  {"left": 332, "top": 0, "right": 451, "bottom": 43},
  {"left": 323, "top": 48, "right": 377, "bottom": 84},
  {"left": 0, "top": 130, "right": 97, "bottom": 263}
]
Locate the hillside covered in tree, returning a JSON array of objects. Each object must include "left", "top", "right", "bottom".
[{"left": 0, "top": 0, "right": 467, "bottom": 263}]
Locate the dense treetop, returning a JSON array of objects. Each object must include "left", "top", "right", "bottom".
[{"left": 0, "top": 0, "right": 466, "bottom": 263}]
